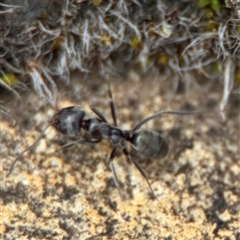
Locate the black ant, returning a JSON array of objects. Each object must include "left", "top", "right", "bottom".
[{"left": 8, "top": 86, "right": 201, "bottom": 197}]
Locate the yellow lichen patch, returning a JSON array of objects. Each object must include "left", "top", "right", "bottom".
[
  {"left": 158, "top": 54, "right": 169, "bottom": 65},
  {"left": 92, "top": 0, "right": 102, "bottom": 7},
  {"left": 101, "top": 33, "right": 112, "bottom": 46},
  {"left": 0, "top": 73, "right": 17, "bottom": 87},
  {"left": 130, "top": 36, "right": 141, "bottom": 50},
  {"left": 204, "top": 21, "right": 219, "bottom": 31}
]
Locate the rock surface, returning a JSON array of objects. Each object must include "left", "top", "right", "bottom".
[{"left": 1, "top": 73, "right": 239, "bottom": 239}]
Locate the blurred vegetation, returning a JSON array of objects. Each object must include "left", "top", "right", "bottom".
[{"left": 0, "top": 0, "right": 239, "bottom": 107}]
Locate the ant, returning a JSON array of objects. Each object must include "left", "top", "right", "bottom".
[{"left": 8, "top": 86, "right": 201, "bottom": 197}]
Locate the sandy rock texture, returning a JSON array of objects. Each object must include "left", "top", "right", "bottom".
[{"left": 1, "top": 73, "right": 239, "bottom": 239}]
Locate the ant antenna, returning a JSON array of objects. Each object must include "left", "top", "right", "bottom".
[
  {"left": 8, "top": 125, "right": 51, "bottom": 176},
  {"left": 132, "top": 110, "right": 204, "bottom": 132}
]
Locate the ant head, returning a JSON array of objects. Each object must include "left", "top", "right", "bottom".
[
  {"left": 50, "top": 106, "right": 86, "bottom": 138},
  {"left": 8, "top": 106, "right": 86, "bottom": 176}
]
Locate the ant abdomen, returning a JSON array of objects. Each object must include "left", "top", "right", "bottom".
[{"left": 131, "top": 129, "right": 168, "bottom": 159}]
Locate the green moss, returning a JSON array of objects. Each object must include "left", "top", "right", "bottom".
[{"left": 198, "top": 0, "right": 221, "bottom": 12}]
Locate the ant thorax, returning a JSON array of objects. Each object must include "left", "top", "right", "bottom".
[
  {"left": 83, "top": 118, "right": 126, "bottom": 148},
  {"left": 107, "top": 128, "right": 127, "bottom": 148}
]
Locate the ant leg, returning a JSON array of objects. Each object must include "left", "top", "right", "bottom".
[
  {"left": 108, "top": 147, "right": 120, "bottom": 188},
  {"left": 108, "top": 147, "right": 123, "bottom": 197},
  {"left": 91, "top": 86, "right": 118, "bottom": 125},
  {"left": 55, "top": 139, "right": 101, "bottom": 152},
  {"left": 91, "top": 107, "right": 108, "bottom": 123},
  {"left": 122, "top": 148, "right": 156, "bottom": 198},
  {"left": 132, "top": 110, "right": 204, "bottom": 132},
  {"left": 8, "top": 125, "right": 51, "bottom": 176},
  {"left": 108, "top": 85, "right": 118, "bottom": 127}
]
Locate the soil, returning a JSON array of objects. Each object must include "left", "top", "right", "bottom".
[{"left": 1, "top": 71, "right": 239, "bottom": 240}]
